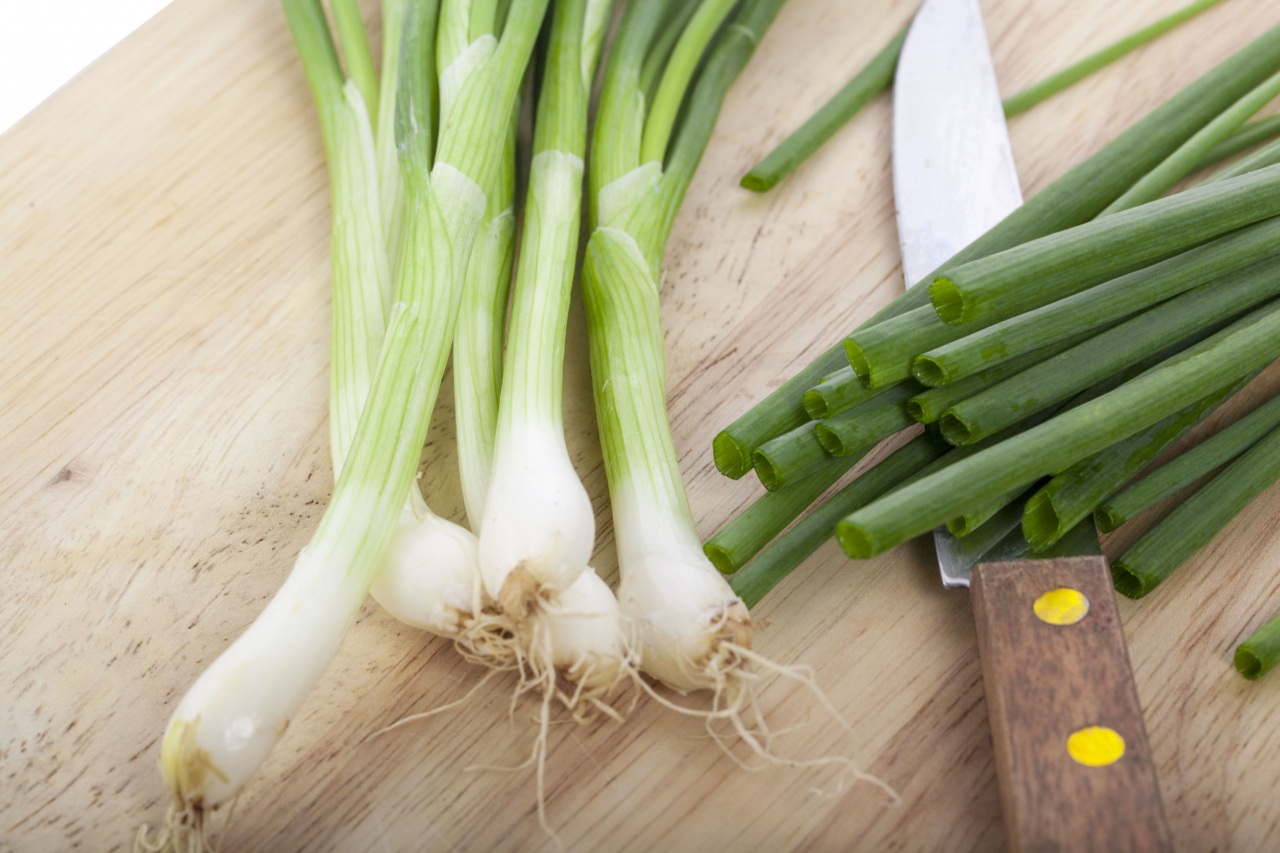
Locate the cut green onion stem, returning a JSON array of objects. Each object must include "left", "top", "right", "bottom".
[
  {"left": 1099, "top": 391, "right": 1280, "bottom": 532},
  {"left": 910, "top": 327, "right": 1108, "bottom": 422},
  {"left": 929, "top": 165, "right": 1280, "bottom": 327},
  {"left": 741, "top": 24, "right": 907, "bottom": 192},
  {"left": 1235, "top": 611, "right": 1280, "bottom": 679},
  {"left": 753, "top": 421, "right": 833, "bottom": 492},
  {"left": 938, "top": 260, "right": 1280, "bottom": 445},
  {"left": 914, "top": 217, "right": 1280, "bottom": 385},
  {"left": 803, "top": 365, "right": 891, "bottom": 420},
  {"left": 1022, "top": 375, "right": 1247, "bottom": 550},
  {"left": 704, "top": 443, "right": 867, "bottom": 575},
  {"left": 814, "top": 382, "right": 919, "bottom": 457},
  {"left": 728, "top": 433, "right": 948, "bottom": 609},
  {"left": 1001, "top": 0, "right": 1228, "bottom": 117},
  {"left": 836, "top": 299, "right": 1280, "bottom": 558},
  {"left": 1112, "top": 419, "right": 1280, "bottom": 598}
]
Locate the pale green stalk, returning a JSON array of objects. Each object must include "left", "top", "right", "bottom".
[
  {"left": 331, "top": 0, "right": 380, "bottom": 120},
  {"left": 479, "top": 0, "right": 610, "bottom": 605},
  {"left": 639, "top": 0, "right": 738, "bottom": 165},
  {"left": 452, "top": 5, "right": 519, "bottom": 528},
  {"left": 376, "top": 0, "right": 408, "bottom": 280},
  {"left": 453, "top": 130, "right": 516, "bottom": 527},
  {"left": 1101, "top": 69, "right": 1280, "bottom": 215}
]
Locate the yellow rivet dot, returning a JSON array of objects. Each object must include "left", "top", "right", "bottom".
[
  {"left": 1034, "top": 588, "right": 1089, "bottom": 625},
  {"left": 1067, "top": 726, "right": 1126, "bottom": 767}
]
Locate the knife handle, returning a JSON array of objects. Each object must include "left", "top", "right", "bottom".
[{"left": 970, "top": 556, "right": 1172, "bottom": 853}]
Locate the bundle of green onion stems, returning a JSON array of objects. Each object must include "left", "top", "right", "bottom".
[
  {"left": 141, "top": 0, "right": 846, "bottom": 849},
  {"left": 712, "top": 16, "right": 1280, "bottom": 690}
]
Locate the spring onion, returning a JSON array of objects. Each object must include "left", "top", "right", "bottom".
[
  {"left": 931, "top": 165, "right": 1280, "bottom": 327},
  {"left": 913, "top": 217, "right": 1280, "bottom": 386},
  {"left": 1099, "top": 392, "right": 1280, "bottom": 532},
  {"left": 1236, "top": 611, "right": 1280, "bottom": 680},
  {"left": 1113, "top": 420, "right": 1280, "bottom": 598},
  {"left": 714, "top": 21, "right": 1280, "bottom": 477},
  {"left": 479, "top": 0, "right": 608, "bottom": 621},
  {"left": 938, "top": 260, "right": 1280, "bottom": 445},
  {"left": 156, "top": 0, "right": 546, "bottom": 830},
  {"left": 837, "top": 299, "right": 1280, "bottom": 558},
  {"left": 585, "top": 0, "right": 786, "bottom": 694}
]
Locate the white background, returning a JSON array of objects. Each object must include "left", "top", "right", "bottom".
[{"left": 0, "top": 1, "right": 175, "bottom": 136}]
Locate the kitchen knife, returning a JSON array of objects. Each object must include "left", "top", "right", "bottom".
[{"left": 893, "top": 2, "right": 1173, "bottom": 850}]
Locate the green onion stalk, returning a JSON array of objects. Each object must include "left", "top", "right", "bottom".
[
  {"left": 929, "top": 165, "right": 1280, "bottom": 328},
  {"left": 1195, "top": 113, "right": 1280, "bottom": 170},
  {"left": 1200, "top": 134, "right": 1280, "bottom": 186},
  {"left": 155, "top": 0, "right": 547, "bottom": 836},
  {"left": 475, "top": 0, "right": 633, "bottom": 699},
  {"left": 912, "top": 218, "right": 1280, "bottom": 387},
  {"left": 1022, "top": 373, "right": 1251, "bottom": 551},
  {"left": 1113, "top": 419, "right": 1280, "bottom": 599},
  {"left": 1099, "top": 392, "right": 1280, "bottom": 532},
  {"left": 739, "top": 0, "right": 1222, "bottom": 193},
  {"left": 713, "top": 21, "right": 1280, "bottom": 479},
  {"left": 584, "top": 0, "right": 786, "bottom": 694}
]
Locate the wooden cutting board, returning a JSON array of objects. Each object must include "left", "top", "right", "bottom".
[{"left": 4, "top": 0, "right": 1280, "bottom": 850}]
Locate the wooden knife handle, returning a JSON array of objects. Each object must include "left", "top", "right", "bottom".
[{"left": 970, "top": 556, "right": 1172, "bottom": 853}]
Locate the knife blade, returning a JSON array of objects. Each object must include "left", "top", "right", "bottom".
[{"left": 893, "top": 2, "right": 1172, "bottom": 850}]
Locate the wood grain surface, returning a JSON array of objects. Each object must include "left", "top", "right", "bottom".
[
  {"left": 3, "top": 0, "right": 1280, "bottom": 851},
  {"left": 972, "top": 557, "right": 1171, "bottom": 853}
]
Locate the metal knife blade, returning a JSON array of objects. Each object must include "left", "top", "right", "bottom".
[
  {"left": 893, "top": 0, "right": 1022, "bottom": 292},
  {"left": 892, "top": 0, "right": 1030, "bottom": 588}
]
